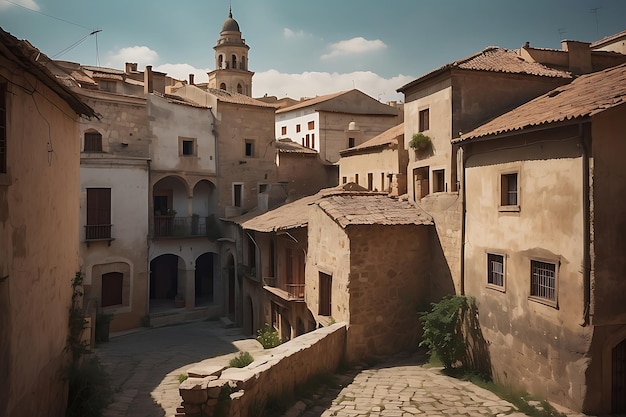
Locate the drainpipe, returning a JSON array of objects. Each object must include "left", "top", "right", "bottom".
[
  {"left": 146, "top": 159, "right": 152, "bottom": 317},
  {"left": 579, "top": 123, "right": 591, "bottom": 326},
  {"left": 459, "top": 145, "right": 466, "bottom": 296}
]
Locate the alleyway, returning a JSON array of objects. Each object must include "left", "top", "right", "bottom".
[{"left": 94, "top": 321, "right": 587, "bottom": 417}]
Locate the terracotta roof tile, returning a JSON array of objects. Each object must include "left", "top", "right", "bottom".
[
  {"left": 316, "top": 194, "right": 433, "bottom": 228},
  {"left": 207, "top": 88, "right": 278, "bottom": 108},
  {"left": 398, "top": 47, "right": 571, "bottom": 92},
  {"left": 456, "top": 63, "right": 626, "bottom": 142},
  {"left": 340, "top": 123, "right": 403, "bottom": 155},
  {"left": 591, "top": 29, "right": 626, "bottom": 49},
  {"left": 276, "top": 138, "right": 318, "bottom": 154}
]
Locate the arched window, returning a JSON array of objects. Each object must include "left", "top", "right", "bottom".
[
  {"left": 220, "top": 83, "right": 227, "bottom": 90},
  {"left": 84, "top": 130, "right": 102, "bottom": 152},
  {"left": 232, "top": 54, "right": 237, "bottom": 69},
  {"left": 237, "top": 84, "right": 242, "bottom": 94},
  {"left": 218, "top": 54, "right": 224, "bottom": 69},
  {"left": 241, "top": 56, "right": 246, "bottom": 70}
]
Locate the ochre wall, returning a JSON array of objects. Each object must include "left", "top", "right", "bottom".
[{"left": 0, "top": 65, "right": 81, "bottom": 416}]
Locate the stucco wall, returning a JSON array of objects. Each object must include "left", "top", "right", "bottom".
[
  {"left": 463, "top": 128, "right": 591, "bottom": 411},
  {"left": 278, "top": 153, "right": 338, "bottom": 198},
  {"left": 80, "top": 165, "right": 149, "bottom": 331},
  {"left": 339, "top": 146, "right": 404, "bottom": 193},
  {"left": 0, "top": 66, "right": 81, "bottom": 416}
]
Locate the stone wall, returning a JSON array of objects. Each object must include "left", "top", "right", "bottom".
[{"left": 178, "top": 323, "right": 347, "bottom": 417}]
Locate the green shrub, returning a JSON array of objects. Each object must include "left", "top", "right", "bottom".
[
  {"left": 229, "top": 351, "right": 254, "bottom": 368},
  {"left": 419, "top": 295, "right": 469, "bottom": 369},
  {"left": 66, "top": 356, "right": 112, "bottom": 417},
  {"left": 177, "top": 373, "right": 188, "bottom": 384},
  {"left": 256, "top": 323, "right": 282, "bottom": 349},
  {"left": 409, "top": 132, "right": 432, "bottom": 150}
]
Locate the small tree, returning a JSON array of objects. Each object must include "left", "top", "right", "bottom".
[{"left": 419, "top": 295, "right": 469, "bottom": 369}]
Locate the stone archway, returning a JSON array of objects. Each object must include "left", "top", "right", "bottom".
[
  {"left": 195, "top": 253, "right": 214, "bottom": 306},
  {"left": 149, "top": 254, "right": 180, "bottom": 312}
]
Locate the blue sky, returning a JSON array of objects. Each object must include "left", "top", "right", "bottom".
[{"left": 1, "top": 0, "right": 625, "bottom": 102}]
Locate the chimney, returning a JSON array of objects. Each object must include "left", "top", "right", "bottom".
[
  {"left": 189, "top": 73, "right": 195, "bottom": 85},
  {"left": 144, "top": 65, "right": 153, "bottom": 94},
  {"left": 125, "top": 62, "right": 138, "bottom": 73},
  {"left": 561, "top": 40, "right": 592, "bottom": 74}
]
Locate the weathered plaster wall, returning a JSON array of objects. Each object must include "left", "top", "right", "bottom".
[
  {"left": 346, "top": 224, "right": 431, "bottom": 361},
  {"left": 339, "top": 145, "right": 406, "bottom": 194},
  {"left": 80, "top": 165, "right": 149, "bottom": 331},
  {"left": 0, "top": 67, "right": 81, "bottom": 416},
  {"left": 463, "top": 128, "right": 591, "bottom": 411},
  {"left": 278, "top": 153, "right": 338, "bottom": 198}
]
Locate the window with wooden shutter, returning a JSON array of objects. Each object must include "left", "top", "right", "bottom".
[
  {"left": 86, "top": 188, "right": 111, "bottom": 240},
  {"left": 319, "top": 272, "right": 332, "bottom": 316}
]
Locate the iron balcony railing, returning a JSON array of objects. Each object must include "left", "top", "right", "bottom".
[
  {"left": 85, "top": 224, "right": 112, "bottom": 240},
  {"left": 263, "top": 277, "right": 304, "bottom": 300},
  {"left": 153, "top": 215, "right": 222, "bottom": 239}
]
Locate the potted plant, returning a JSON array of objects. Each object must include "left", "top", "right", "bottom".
[{"left": 409, "top": 132, "right": 432, "bottom": 151}]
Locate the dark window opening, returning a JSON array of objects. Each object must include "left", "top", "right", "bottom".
[
  {"left": 0, "top": 83, "right": 6, "bottom": 174},
  {"left": 245, "top": 140, "right": 254, "bottom": 157},
  {"left": 101, "top": 272, "right": 123, "bottom": 307},
  {"left": 182, "top": 140, "right": 194, "bottom": 156},
  {"left": 348, "top": 137, "right": 355, "bottom": 148},
  {"left": 433, "top": 169, "right": 445, "bottom": 192},
  {"left": 234, "top": 184, "right": 242, "bottom": 207},
  {"left": 86, "top": 188, "right": 111, "bottom": 240},
  {"left": 319, "top": 272, "right": 332, "bottom": 316},
  {"left": 419, "top": 108, "right": 429, "bottom": 132}
]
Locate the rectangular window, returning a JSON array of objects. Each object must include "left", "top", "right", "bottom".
[
  {"left": 433, "top": 169, "right": 445, "bottom": 193},
  {"left": 0, "top": 83, "right": 6, "bottom": 174},
  {"left": 419, "top": 108, "right": 429, "bottom": 132},
  {"left": 308, "top": 121, "right": 315, "bottom": 130},
  {"left": 296, "top": 124, "right": 301, "bottom": 133},
  {"left": 179, "top": 137, "right": 196, "bottom": 156},
  {"left": 530, "top": 260, "right": 557, "bottom": 304},
  {"left": 86, "top": 188, "right": 112, "bottom": 240},
  {"left": 367, "top": 173, "right": 373, "bottom": 190},
  {"left": 501, "top": 173, "right": 518, "bottom": 206},
  {"left": 311, "top": 133, "right": 315, "bottom": 149},
  {"left": 354, "top": 173, "right": 359, "bottom": 185},
  {"left": 487, "top": 253, "right": 505, "bottom": 289},
  {"left": 319, "top": 272, "right": 332, "bottom": 316},
  {"left": 233, "top": 183, "right": 243, "bottom": 207},
  {"left": 281, "top": 126, "right": 287, "bottom": 135},
  {"left": 381, "top": 173, "right": 386, "bottom": 192},
  {"left": 342, "top": 176, "right": 347, "bottom": 184},
  {"left": 245, "top": 139, "right": 255, "bottom": 157},
  {"left": 348, "top": 137, "right": 355, "bottom": 148},
  {"left": 84, "top": 131, "right": 102, "bottom": 152},
  {"left": 182, "top": 140, "right": 194, "bottom": 155}
]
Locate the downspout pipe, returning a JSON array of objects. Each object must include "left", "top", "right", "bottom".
[
  {"left": 580, "top": 122, "right": 591, "bottom": 326},
  {"left": 459, "top": 145, "right": 466, "bottom": 296}
]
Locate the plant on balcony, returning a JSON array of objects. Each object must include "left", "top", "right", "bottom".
[
  {"left": 166, "top": 208, "right": 177, "bottom": 216},
  {"left": 409, "top": 132, "right": 432, "bottom": 150}
]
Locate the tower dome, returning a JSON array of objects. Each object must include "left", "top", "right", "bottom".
[{"left": 221, "top": 9, "right": 240, "bottom": 32}]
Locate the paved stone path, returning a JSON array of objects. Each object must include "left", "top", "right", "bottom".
[{"left": 94, "top": 321, "right": 586, "bottom": 417}]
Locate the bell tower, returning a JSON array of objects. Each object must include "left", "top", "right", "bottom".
[{"left": 208, "top": 7, "right": 254, "bottom": 96}]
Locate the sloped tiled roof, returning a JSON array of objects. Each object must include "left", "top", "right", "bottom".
[
  {"left": 207, "top": 88, "right": 278, "bottom": 108},
  {"left": 340, "top": 123, "right": 403, "bottom": 155},
  {"left": 398, "top": 47, "right": 571, "bottom": 93},
  {"left": 0, "top": 28, "right": 96, "bottom": 118},
  {"left": 591, "top": 29, "right": 626, "bottom": 49},
  {"left": 240, "top": 184, "right": 432, "bottom": 232},
  {"left": 275, "top": 90, "right": 347, "bottom": 114},
  {"left": 316, "top": 194, "right": 433, "bottom": 229},
  {"left": 276, "top": 138, "right": 318, "bottom": 154},
  {"left": 455, "top": 63, "right": 626, "bottom": 143}
]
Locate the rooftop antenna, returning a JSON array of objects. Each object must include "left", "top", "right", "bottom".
[
  {"left": 590, "top": 8, "right": 600, "bottom": 38},
  {"left": 557, "top": 28, "right": 567, "bottom": 40}
]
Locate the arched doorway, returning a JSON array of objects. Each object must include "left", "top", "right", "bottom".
[
  {"left": 613, "top": 339, "right": 626, "bottom": 413},
  {"left": 150, "top": 254, "right": 179, "bottom": 312},
  {"left": 195, "top": 253, "right": 214, "bottom": 306}
]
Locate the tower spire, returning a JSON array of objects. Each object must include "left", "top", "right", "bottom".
[{"left": 229, "top": 1, "right": 232, "bottom": 18}]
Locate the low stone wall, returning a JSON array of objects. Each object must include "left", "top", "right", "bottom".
[{"left": 178, "top": 322, "right": 347, "bottom": 417}]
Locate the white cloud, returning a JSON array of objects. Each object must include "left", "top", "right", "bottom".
[
  {"left": 321, "top": 37, "right": 387, "bottom": 60},
  {"left": 154, "top": 63, "right": 210, "bottom": 84},
  {"left": 0, "top": 0, "right": 40, "bottom": 11},
  {"left": 253, "top": 69, "right": 413, "bottom": 103},
  {"left": 105, "top": 46, "right": 159, "bottom": 70},
  {"left": 283, "top": 27, "right": 307, "bottom": 39}
]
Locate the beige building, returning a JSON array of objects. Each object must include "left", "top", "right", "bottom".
[
  {"left": 591, "top": 29, "right": 626, "bottom": 54},
  {"left": 338, "top": 123, "right": 407, "bottom": 195},
  {"left": 397, "top": 46, "right": 575, "bottom": 298},
  {"left": 455, "top": 63, "right": 626, "bottom": 414},
  {"left": 240, "top": 185, "right": 434, "bottom": 361},
  {"left": 0, "top": 28, "right": 96, "bottom": 417},
  {"left": 275, "top": 89, "right": 402, "bottom": 164}
]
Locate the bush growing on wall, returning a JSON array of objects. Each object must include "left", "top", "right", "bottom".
[{"left": 419, "top": 295, "right": 470, "bottom": 370}]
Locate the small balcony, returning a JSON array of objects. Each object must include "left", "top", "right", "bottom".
[
  {"left": 153, "top": 216, "right": 219, "bottom": 238},
  {"left": 85, "top": 224, "right": 113, "bottom": 246},
  {"left": 263, "top": 277, "right": 304, "bottom": 301}
]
